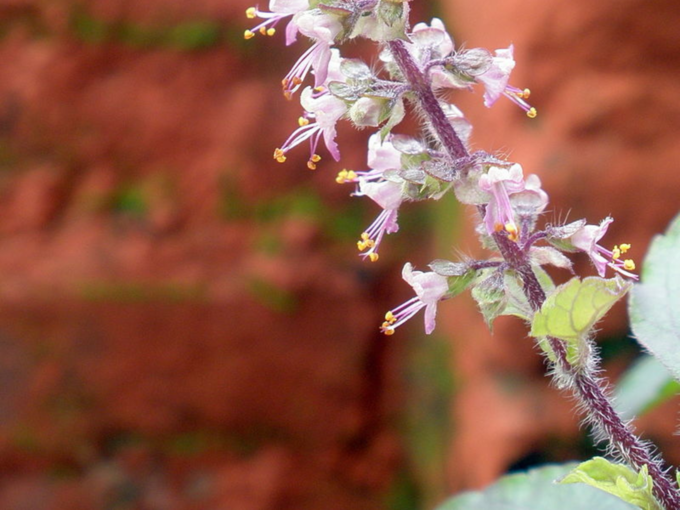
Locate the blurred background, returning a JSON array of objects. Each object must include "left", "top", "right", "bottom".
[{"left": 0, "top": 0, "right": 678, "bottom": 508}]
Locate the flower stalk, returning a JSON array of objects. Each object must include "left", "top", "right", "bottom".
[
  {"left": 387, "top": 39, "right": 468, "bottom": 162},
  {"left": 389, "top": 36, "right": 680, "bottom": 509},
  {"left": 250, "top": 2, "right": 680, "bottom": 507}
]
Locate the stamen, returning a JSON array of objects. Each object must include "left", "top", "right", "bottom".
[
  {"left": 307, "top": 160, "right": 317, "bottom": 170},
  {"left": 526, "top": 107, "right": 537, "bottom": 119},
  {"left": 244, "top": 30, "right": 255, "bottom": 40},
  {"left": 259, "top": 26, "right": 267, "bottom": 35},
  {"left": 310, "top": 154, "right": 321, "bottom": 163},
  {"left": 266, "top": 28, "right": 276, "bottom": 36},
  {"left": 273, "top": 148, "right": 286, "bottom": 163},
  {"left": 298, "top": 117, "right": 310, "bottom": 127},
  {"left": 246, "top": 7, "right": 257, "bottom": 19},
  {"left": 385, "top": 311, "right": 396, "bottom": 324},
  {"left": 369, "top": 253, "right": 379, "bottom": 262},
  {"left": 505, "top": 222, "right": 519, "bottom": 242},
  {"left": 357, "top": 232, "right": 375, "bottom": 251},
  {"left": 619, "top": 243, "right": 631, "bottom": 253},
  {"left": 336, "top": 169, "right": 357, "bottom": 183},
  {"left": 381, "top": 325, "right": 395, "bottom": 336},
  {"left": 624, "top": 259, "right": 636, "bottom": 271}
]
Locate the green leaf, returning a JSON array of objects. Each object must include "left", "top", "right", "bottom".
[
  {"left": 339, "top": 58, "right": 373, "bottom": 80},
  {"left": 471, "top": 269, "right": 506, "bottom": 328},
  {"left": 328, "top": 81, "right": 360, "bottom": 101},
  {"left": 503, "top": 271, "right": 533, "bottom": 321},
  {"left": 530, "top": 276, "right": 632, "bottom": 365},
  {"left": 560, "top": 457, "right": 662, "bottom": 510},
  {"left": 377, "top": 0, "right": 406, "bottom": 30},
  {"left": 435, "top": 463, "right": 636, "bottom": 510},
  {"left": 629, "top": 211, "right": 680, "bottom": 382},
  {"left": 614, "top": 355, "right": 680, "bottom": 420},
  {"left": 379, "top": 97, "right": 405, "bottom": 141}
]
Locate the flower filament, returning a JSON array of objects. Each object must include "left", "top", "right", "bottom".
[
  {"left": 504, "top": 86, "right": 537, "bottom": 118},
  {"left": 380, "top": 298, "right": 426, "bottom": 335},
  {"left": 244, "top": 7, "right": 286, "bottom": 40}
]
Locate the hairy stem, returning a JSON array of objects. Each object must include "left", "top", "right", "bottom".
[
  {"left": 388, "top": 39, "right": 468, "bottom": 163},
  {"left": 388, "top": 36, "right": 680, "bottom": 509}
]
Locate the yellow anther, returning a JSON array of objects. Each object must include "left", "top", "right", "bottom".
[
  {"left": 259, "top": 26, "right": 267, "bottom": 35},
  {"left": 336, "top": 168, "right": 358, "bottom": 184},
  {"left": 624, "top": 259, "right": 636, "bottom": 271},
  {"left": 307, "top": 160, "right": 317, "bottom": 170},
  {"left": 283, "top": 91, "right": 292, "bottom": 100},
  {"left": 619, "top": 243, "right": 631, "bottom": 253},
  {"left": 298, "top": 116, "right": 310, "bottom": 127},
  {"left": 281, "top": 78, "right": 289, "bottom": 88},
  {"left": 314, "top": 86, "right": 325, "bottom": 93},
  {"left": 612, "top": 246, "right": 621, "bottom": 260},
  {"left": 292, "top": 77, "right": 302, "bottom": 86},
  {"left": 244, "top": 30, "right": 255, "bottom": 40},
  {"left": 385, "top": 311, "right": 396, "bottom": 324},
  {"left": 361, "top": 233, "right": 371, "bottom": 241},
  {"left": 369, "top": 253, "right": 379, "bottom": 262},
  {"left": 357, "top": 241, "right": 367, "bottom": 251},
  {"left": 505, "top": 222, "right": 519, "bottom": 242},
  {"left": 246, "top": 7, "right": 257, "bottom": 18},
  {"left": 522, "top": 88, "right": 531, "bottom": 99},
  {"left": 310, "top": 154, "right": 321, "bottom": 163},
  {"left": 266, "top": 28, "right": 276, "bottom": 36},
  {"left": 382, "top": 325, "right": 395, "bottom": 336},
  {"left": 273, "top": 148, "right": 286, "bottom": 163},
  {"left": 526, "top": 107, "right": 537, "bottom": 119}
]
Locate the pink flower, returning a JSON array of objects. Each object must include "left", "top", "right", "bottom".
[
  {"left": 478, "top": 164, "right": 526, "bottom": 240},
  {"left": 244, "top": 0, "right": 309, "bottom": 43},
  {"left": 336, "top": 134, "right": 405, "bottom": 261},
  {"left": 571, "top": 218, "right": 638, "bottom": 279},
  {"left": 274, "top": 76, "right": 347, "bottom": 167},
  {"left": 381, "top": 263, "right": 449, "bottom": 335},
  {"left": 356, "top": 179, "right": 403, "bottom": 262},
  {"left": 281, "top": 11, "right": 343, "bottom": 98},
  {"left": 510, "top": 173, "right": 549, "bottom": 218},
  {"left": 476, "top": 45, "right": 537, "bottom": 118},
  {"left": 410, "top": 18, "right": 454, "bottom": 58}
]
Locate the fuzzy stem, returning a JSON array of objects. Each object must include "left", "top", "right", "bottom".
[
  {"left": 387, "top": 39, "right": 468, "bottom": 163},
  {"left": 388, "top": 37, "right": 680, "bottom": 509},
  {"left": 527, "top": 278, "right": 680, "bottom": 510},
  {"left": 496, "top": 230, "right": 680, "bottom": 509}
]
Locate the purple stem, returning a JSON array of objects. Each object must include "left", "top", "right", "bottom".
[
  {"left": 388, "top": 37, "right": 680, "bottom": 509},
  {"left": 388, "top": 39, "right": 468, "bottom": 163}
]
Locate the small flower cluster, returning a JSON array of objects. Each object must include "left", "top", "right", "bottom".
[{"left": 246, "top": 0, "right": 637, "bottom": 336}]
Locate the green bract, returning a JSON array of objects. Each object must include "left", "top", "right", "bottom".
[
  {"left": 436, "top": 463, "right": 636, "bottom": 510},
  {"left": 560, "top": 458, "right": 662, "bottom": 510},
  {"left": 530, "top": 276, "right": 631, "bottom": 366}
]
